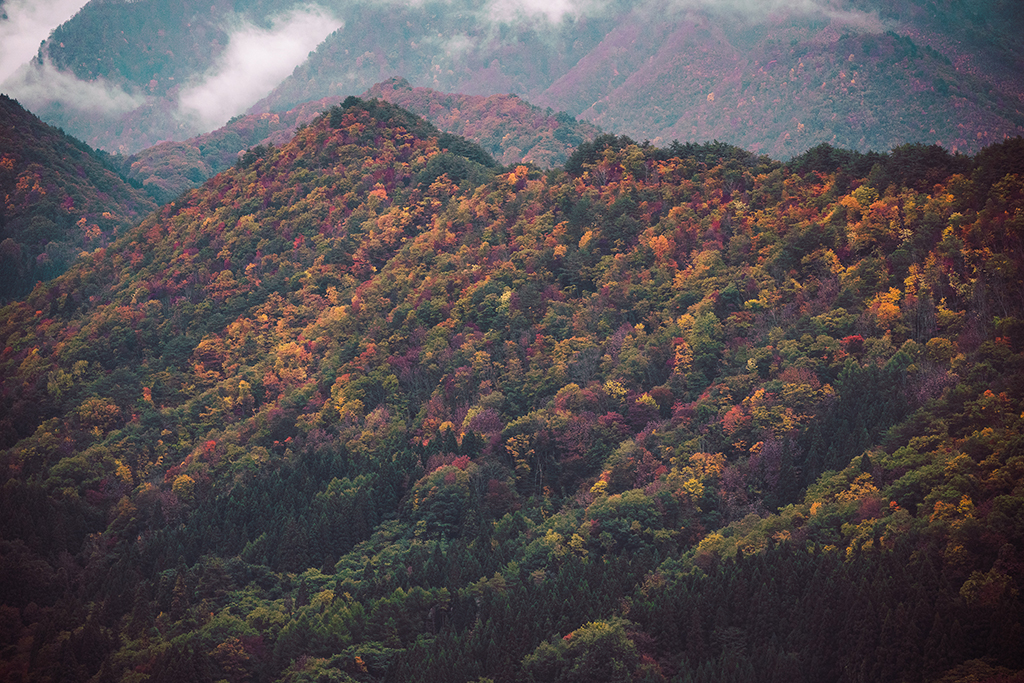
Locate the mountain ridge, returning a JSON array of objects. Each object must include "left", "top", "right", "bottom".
[
  {"left": 361, "top": 77, "right": 600, "bottom": 168},
  {"left": 105, "top": 80, "right": 599, "bottom": 207}
]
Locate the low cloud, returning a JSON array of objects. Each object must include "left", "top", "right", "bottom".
[
  {"left": 483, "top": 0, "right": 882, "bottom": 25},
  {"left": 821, "top": 8, "right": 885, "bottom": 31},
  {"left": 0, "top": 0, "right": 89, "bottom": 85},
  {"left": 670, "top": 0, "right": 821, "bottom": 13},
  {"left": 662, "top": 0, "right": 884, "bottom": 26},
  {"left": 2, "top": 56, "right": 143, "bottom": 115},
  {"left": 485, "top": 0, "right": 586, "bottom": 22},
  {"left": 177, "top": 6, "right": 342, "bottom": 130}
]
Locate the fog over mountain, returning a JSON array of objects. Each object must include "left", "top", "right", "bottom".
[
  {"left": 0, "top": 0, "right": 1021, "bottom": 156},
  {"left": 176, "top": 7, "right": 340, "bottom": 131},
  {"left": 0, "top": 0, "right": 89, "bottom": 83},
  {"left": 1, "top": 1, "right": 342, "bottom": 152}
]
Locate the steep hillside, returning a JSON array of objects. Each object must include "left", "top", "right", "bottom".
[
  {"left": 553, "top": 18, "right": 1023, "bottom": 158},
  {"left": 1, "top": 99, "right": 1023, "bottom": 682},
  {"left": 254, "top": 0, "right": 1024, "bottom": 158},
  {"left": 117, "top": 80, "right": 598, "bottom": 204},
  {"left": 363, "top": 78, "right": 600, "bottom": 167},
  {"left": 0, "top": 94, "right": 156, "bottom": 300}
]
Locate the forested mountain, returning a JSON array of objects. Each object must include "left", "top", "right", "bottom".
[
  {"left": 113, "top": 79, "right": 598, "bottom": 205},
  {"left": 4, "top": 0, "right": 1021, "bottom": 158},
  {"left": 1, "top": 97, "right": 1022, "bottom": 682},
  {"left": 0, "top": 94, "right": 155, "bottom": 300},
  {"left": 363, "top": 78, "right": 599, "bottom": 168},
  {"left": 544, "top": 19, "right": 1022, "bottom": 158},
  {"left": 531, "top": 0, "right": 1024, "bottom": 157}
]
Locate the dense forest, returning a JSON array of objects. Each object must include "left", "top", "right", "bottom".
[
  {"left": 363, "top": 79, "right": 599, "bottom": 169},
  {"left": 116, "top": 78, "right": 600, "bottom": 206},
  {"left": 1, "top": 97, "right": 1023, "bottom": 682}
]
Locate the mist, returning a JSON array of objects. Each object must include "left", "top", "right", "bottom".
[
  {"left": 0, "top": 0, "right": 89, "bottom": 85},
  {"left": 2, "top": 56, "right": 142, "bottom": 115},
  {"left": 663, "top": 0, "right": 882, "bottom": 23},
  {"left": 178, "top": 6, "right": 342, "bottom": 131},
  {"left": 0, "top": 0, "right": 886, "bottom": 155},
  {"left": 485, "top": 0, "right": 586, "bottom": 22},
  {"left": 483, "top": 0, "right": 880, "bottom": 24}
]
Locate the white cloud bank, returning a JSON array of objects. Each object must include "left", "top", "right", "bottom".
[
  {"left": 0, "top": 0, "right": 89, "bottom": 85},
  {"left": 2, "top": 56, "right": 143, "bottom": 115},
  {"left": 484, "top": 0, "right": 588, "bottom": 22},
  {"left": 178, "top": 6, "right": 342, "bottom": 130}
]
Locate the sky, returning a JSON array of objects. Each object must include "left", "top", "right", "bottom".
[{"left": 0, "top": 0, "right": 89, "bottom": 85}]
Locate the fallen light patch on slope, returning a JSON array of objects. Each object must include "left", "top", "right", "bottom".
[
  {"left": 178, "top": 6, "right": 342, "bottom": 130},
  {"left": 0, "top": 0, "right": 89, "bottom": 84}
]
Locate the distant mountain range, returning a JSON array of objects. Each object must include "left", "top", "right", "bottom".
[{"left": 3, "top": 0, "right": 1021, "bottom": 158}]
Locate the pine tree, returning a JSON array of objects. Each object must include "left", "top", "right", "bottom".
[{"left": 170, "top": 572, "right": 189, "bottom": 622}]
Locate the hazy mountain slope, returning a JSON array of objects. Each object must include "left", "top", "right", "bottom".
[
  {"left": 534, "top": 9, "right": 693, "bottom": 119},
  {"left": 7, "top": 0, "right": 1021, "bottom": 159},
  {"left": 0, "top": 94, "right": 155, "bottom": 299},
  {"left": 867, "top": 0, "right": 1024, "bottom": 94},
  {"left": 531, "top": 6, "right": 1024, "bottom": 157},
  {"left": 539, "top": 13, "right": 745, "bottom": 132},
  {"left": 249, "top": 0, "right": 615, "bottom": 114},
  {"left": 0, "top": 98, "right": 1022, "bottom": 681},
  {"left": 251, "top": 0, "right": 1024, "bottom": 158},
  {"left": 363, "top": 78, "right": 600, "bottom": 167},
  {"left": 120, "top": 96, "right": 343, "bottom": 203}
]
